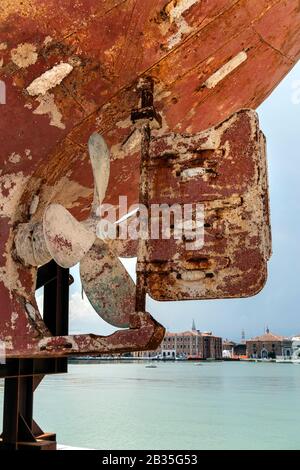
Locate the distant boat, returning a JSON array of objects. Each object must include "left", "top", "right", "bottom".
[
  {"left": 276, "top": 357, "right": 300, "bottom": 364},
  {"left": 145, "top": 364, "right": 157, "bottom": 369}
]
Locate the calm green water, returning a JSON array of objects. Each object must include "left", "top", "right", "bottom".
[{"left": 0, "top": 362, "right": 299, "bottom": 450}]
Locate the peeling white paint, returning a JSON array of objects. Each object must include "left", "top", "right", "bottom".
[
  {"left": 8, "top": 152, "right": 21, "bottom": 164},
  {"left": 0, "top": 43, "right": 6, "bottom": 68},
  {"left": 3, "top": 180, "right": 12, "bottom": 190},
  {"left": 166, "top": 0, "right": 199, "bottom": 21},
  {"left": 168, "top": 20, "right": 193, "bottom": 49},
  {"left": 25, "top": 149, "right": 32, "bottom": 160},
  {"left": 204, "top": 51, "right": 248, "bottom": 89},
  {"left": 26, "top": 62, "right": 73, "bottom": 96},
  {"left": 33, "top": 93, "right": 66, "bottom": 129},
  {"left": 181, "top": 167, "right": 207, "bottom": 180},
  {"left": 181, "top": 271, "right": 206, "bottom": 281},
  {"left": 111, "top": 129, "right": 141, "bottom": 161},
  {"left": 206, "top": 56, "right": 215, "bottom": 65},
  {"left": 11, "top": 43, "right": 38, "bottom": 68},
  {"left": 43, "top": 36, "right": 53, "bottom": 46},
  {"left": 166, "top": 0, "right": 198, "bottom": 49},
  {"left": 122, "top": 129, "right": 141, "bottom": 153},
  {"left": 0, "top": 172, "right": 28, "bottom": 218},
  {"left": 11, "top": 312, "right": 18, "bottom": 330},
  {"left": 156, "top": 89, "right": 172, "bottom": 100},
  {"left": 29, "top": 194, "right": 40, "bottom": 215},
  {"left": 116, "top": 116, "right": 132, "bottom": 129},
  {"left": 0, "top": 214, "right": 32, "bottom": 298},
  {"left": 3, "top": 336, "right": 13, "bottom": 351}
]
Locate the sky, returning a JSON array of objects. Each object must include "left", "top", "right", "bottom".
[{"left": 40, "top": 62, "right": 300, "bottom": 343}]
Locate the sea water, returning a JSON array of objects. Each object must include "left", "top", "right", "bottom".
[{"left": 0, "top": 361, "right": 299, "bottom": 450}]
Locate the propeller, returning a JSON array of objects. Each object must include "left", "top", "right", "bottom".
[
  {"left": 80, "top": 239, "right": 134, "bottom": 328},
  {"left": 43, "top": 203, "right": 96, "bottom": 269},
  {"left": 40, "top": 133, "right": 136, "bottom": 328},
  {"left": 43, "top": 133, "right": 109, "bottom": 267}
]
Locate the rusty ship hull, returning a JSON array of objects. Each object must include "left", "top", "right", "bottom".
[{"left": 0, "top": 0, "right": 299, "bottom": 357}]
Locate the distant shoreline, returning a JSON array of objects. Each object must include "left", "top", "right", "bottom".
[
  {"left": 68, "top": 357, "right": 226, "bottom": 364},
  {"left": 68, "top": 357, "right": 299, "bottom": 364}
]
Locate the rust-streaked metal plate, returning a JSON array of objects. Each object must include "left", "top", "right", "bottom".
[
  {"left": 141, "top": 109, "right": 272, "bottom": 300},
  {"left": 0, "top": 0, "right": 297, "bottom": 358}
]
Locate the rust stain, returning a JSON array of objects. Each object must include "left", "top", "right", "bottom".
[
  {"left": 0, "top": 0, "right": 297, "bottom": 357},
  {"left": 143, "top": 110, "right": 271, "bottom": 300}
]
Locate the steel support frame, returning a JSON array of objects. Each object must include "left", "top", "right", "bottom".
[{"left": 0, "top": 261, "right": 69, "bottom": 450}]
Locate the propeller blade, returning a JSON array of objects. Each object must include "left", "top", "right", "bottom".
[
  {"left": 80, "top": 238, "right": 135, "bottom": 328},
  {"left": 43, "top": 203, "right": 95, "bottom": 268},
  {"left": 106, "top": 239, "right": 138, "bottom": 258},
  {"left": 105, "top": 211, "right": 140, "bottom": 257},
  {"left": 88, "top": 133, "right": 110, "bottom": 211}
]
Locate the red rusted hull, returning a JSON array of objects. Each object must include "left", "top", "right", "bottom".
[
  {"left": 144, "top": 110, "right": 271, "bottom": 300},
  {"left": 0, "top": 0, "right": 299, "bottom": 357}
]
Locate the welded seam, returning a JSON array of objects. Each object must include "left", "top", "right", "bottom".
[
  {"left": 252, "top": 25, "right": 295, "bottom": 63},
  {"left": 114, "top": 0, "right": 138, "bottom": 74},
  {"left": 66, "top": 0, "right": 243, "bottom": 136}
]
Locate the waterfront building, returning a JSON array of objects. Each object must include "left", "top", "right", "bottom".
[
  {"left": 134, "top": 323, "right": 222, "bottom": 360},
  {"left": 222, "top": 340, "right": 246, "bottom": 359},
  {"left": 246, "top": 328, "right": 293, "bottom": 359},
  {"left": 202, "top": 332, "right": 223, "bottom": 359},
  {"left": 234, "top": 343, "right": 247, "bottom": 357},
  {"left": 291, "top": 335, "right": 300, "bottom": 358},
  {"left": 222, "top": 340, "right": 235, "bottom": 358},
  {"left": 161, "top": 329, "right": 222, "bottom": 359},
  {"left": 161, "top": 349, "right": 176, "bottom": 359},
  {"left": 236, "top": 329, "right": 247, "bottom": 356},
  {"left": 162, "top": 330, "right": 202, "bottom": 358}
]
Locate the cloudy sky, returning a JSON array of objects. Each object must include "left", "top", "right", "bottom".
[{"left": 47, "top": 63, "right": 300, "bottom": 343}]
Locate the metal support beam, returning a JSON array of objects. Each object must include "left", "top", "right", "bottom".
[
  {"left": 0, "top": 262, "right": 70, "bottom": 450},
  {"left": 131, "top": 77, "right": 162, "bottom": 314}
]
